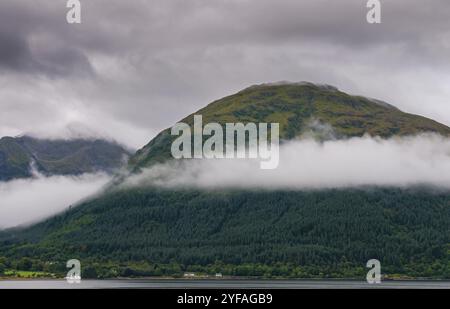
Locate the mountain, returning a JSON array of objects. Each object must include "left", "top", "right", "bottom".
[
  {"left": 129, "top": 82, "right": 450, "bottom": 170},
  {"left": 0, "top": 135, "right": 131, "bottom": 181},
  {"left": 1, "top": 82, "right": 450, "bottom": 279}
]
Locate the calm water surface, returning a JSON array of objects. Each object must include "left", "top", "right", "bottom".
[{"left": 0, "top": 279, "right": 449, "bottom": 289}]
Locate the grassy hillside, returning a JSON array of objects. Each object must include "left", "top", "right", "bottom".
[
  {"left": 129, "top": 82, "right": 450, "bottom": 170},
  {"left": 0, "top": 136, "right": 131, "bottom": 181},
  {"left": 0, "top": 137, "right": 31, "bottom": 180}
]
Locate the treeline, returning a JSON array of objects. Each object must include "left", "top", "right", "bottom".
[{"left": 1, "top": 187, "right": 449, "bottom": 278}]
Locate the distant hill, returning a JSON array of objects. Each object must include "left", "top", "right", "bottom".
[
  {"left": 1, "top": 82, "right": 449, "bottom": 279},
  {"left": 0, "top": 135, "right": 131, "bottom": 181}
]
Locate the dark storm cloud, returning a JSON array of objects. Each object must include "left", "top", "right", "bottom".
[
  {"left": 0, "top": 31, "right": 32, "bottom": 71},
  {"left": 0, "top": 31, "right": 93, "bottom": 77},
  {"left": 0, "top": 1, "right": 94, "bottom": 78},
  {"left": 0, "top": 0, "right": 449, "bottom": 149},
  {"left": 4, "top": 0, "right": 448, "bottom": 77}
]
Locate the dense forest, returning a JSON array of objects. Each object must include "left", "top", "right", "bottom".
[{"left": 1, "top": 187, "right": 449, "bottom": 279}]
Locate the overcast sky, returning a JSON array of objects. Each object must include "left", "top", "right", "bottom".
[{"left": 1, "top": 0, "right": 449, "bottom": 149}]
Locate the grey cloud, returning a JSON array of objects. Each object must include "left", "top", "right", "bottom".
[
  {"left": 0, "top": 1, "right": 94, "bottom": 78},
  {"left": 0, "top": 172, "right": 111, "bottom": 229},
  {"left": 0, "top": 31, "right": 32, "bottom": 71},
  {"left": 123, "top": 134, "right": 450, "bottom": 190},
  {"left": 0, "top": 37, "right": 94, "bottom": 78},
  {"left": 0, "top": 0, "right": 449, "bottom": 149}
]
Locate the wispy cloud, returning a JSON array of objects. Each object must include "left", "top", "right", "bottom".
[{"left": 0, "top": 173, "right": 111, "bottom": 229}]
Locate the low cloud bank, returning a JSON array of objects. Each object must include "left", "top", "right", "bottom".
[
  {"left": 0, "top": 173, "right": 111, "bottom": 229},
  {"left": 124, "top": 134, "right": 450, "bottom": 190},
  {"left": 2, "top": 134, "right": 448, "bottom": 229}
]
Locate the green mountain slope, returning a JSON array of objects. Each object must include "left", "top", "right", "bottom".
[
  {"left": 0, "top": 136, "right": 131, "bottom": 181},
  {"left": 129, "top": 82, "right": 450, "bottom": 170},
  {"left": 1, "top": 83, "right": 450, "bottom": 279},
  {"left": 1, "top": 188, "right": 449, "bottom": 278}
]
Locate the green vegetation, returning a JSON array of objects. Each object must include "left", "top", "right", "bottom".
[
  {"left": 0, "top": 257, "right": 5, "bottom": 276},
  {"left": 129, "top": 83, "right": 450, "bottom": 170},
  {"left": 1, "top": 187, "right": 449, "bottom": 279},
  {"left": 3, "top": 270, "right": 55, "bottom": 279},
  {"left": 0, "top": 256, "right": 55, "bottom": 278},
  {"left": 1, "top": 83, "right": 450, "bottom": 279},
  {"left": 0, "top": 137, "right": 31, "bottom": 180},
  {"left": 0, "top": 135, "right": 131, "bottom": 181}
]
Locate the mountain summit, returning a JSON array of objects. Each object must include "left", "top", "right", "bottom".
[
  {"left": 1, "top": 83, "right": 450, "bottom": 279},
  {"left": 129, "top": 82, "right": 450, "bottom": 170}
]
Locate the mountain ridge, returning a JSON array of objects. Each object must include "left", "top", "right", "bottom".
[
  {"left": 0, "top": 135, "right": 131, "bottom": 181},
  {"left": 129, "top": 82, "right": 450, "bottom": 171},
  {"left": 1, "top": 82, "right": 450, "bottom": 279}
]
